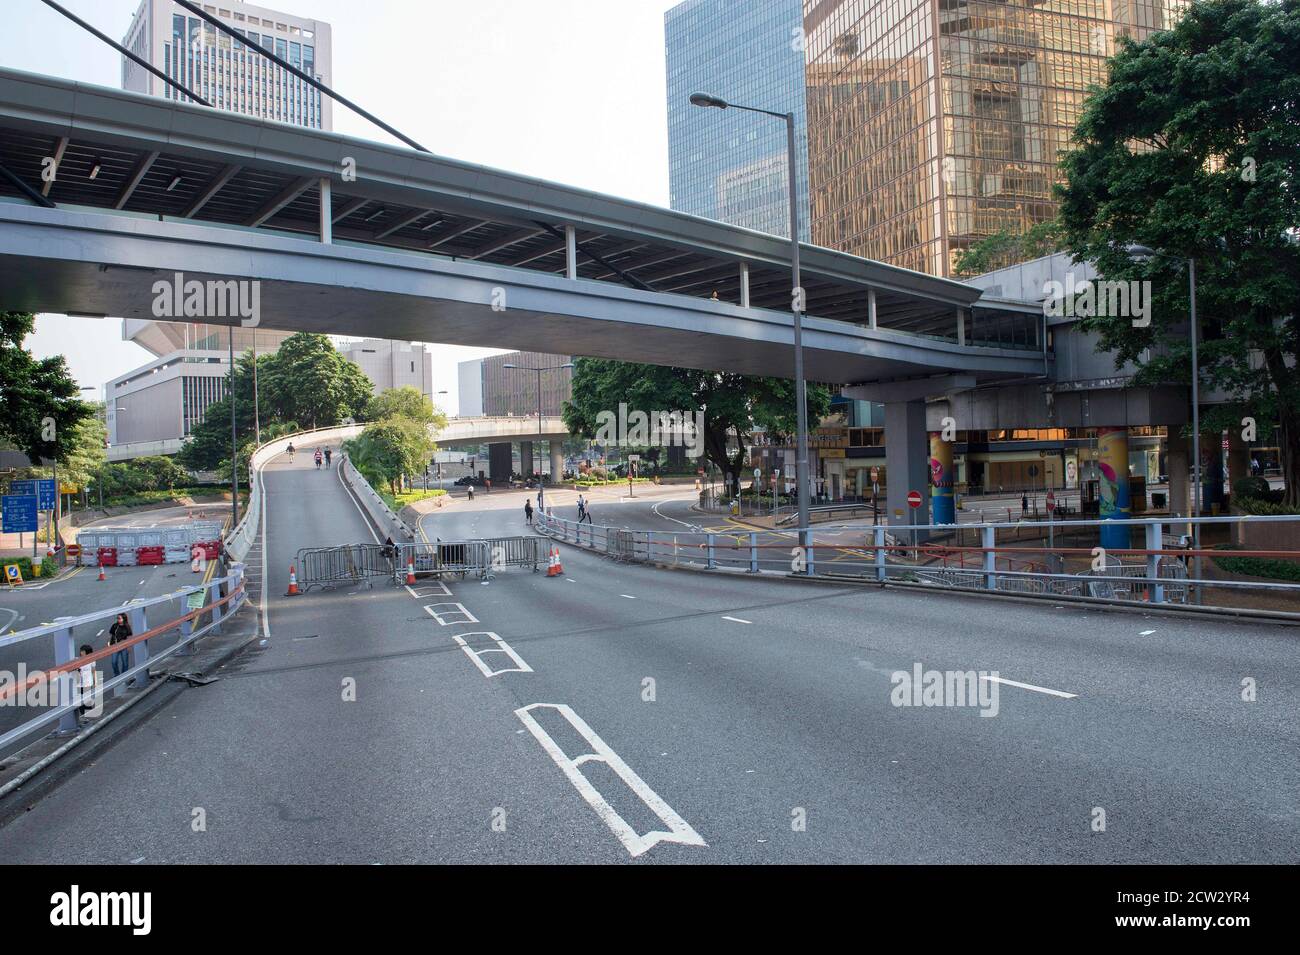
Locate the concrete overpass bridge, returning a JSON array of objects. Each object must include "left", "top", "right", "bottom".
[{"left": 0, "top": 67, "right": 1048, "bottom": 523}]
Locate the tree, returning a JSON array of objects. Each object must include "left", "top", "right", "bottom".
[
  {"left": 345, "top": 386, "right": 444, "bottom": 494},
  {"left": 261, "top": 332, "right": 372, "bottom": 429},
  {"left": 60, "top": 406, "right": 107, "bottom": 491},
  {"left": 0, "top": 311, "right": 93, "bottom": 463},
  {"left": 366, "top": 385, "right": 442, "bottom": 427},
  {"left": 180, "top": 333, "right": 369, "bottom": 471},
  {"left": 952, "top": 220, "right": 1064, "bottom": 277},
  {"left": 562, "top": 359, "right": 832, "bottom": 493},
  {"left": 1056, "top": 0, "right": 1300, "bottom": 504}
]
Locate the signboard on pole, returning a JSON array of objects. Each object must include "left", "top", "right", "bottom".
[
  {"left": 4, "top": 564, "right": 22, "bottom": 587},
  {"left": 9, "top": 479, "right": 55, "bottom": 511},
  {"left": 2, "top": 494, "right": 39, "bottom": 533},
  {"left": 907, "top": 489, "right": 922, "bottom": 509},
  {"left": 870, "top": 466, "right": 879, "bottom": 483},
  {"left": 1046, "top": 490, "right": 1056, "bottom": 513}
]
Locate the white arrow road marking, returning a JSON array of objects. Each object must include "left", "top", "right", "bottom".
[
  {"left": 515, "top": 703, "right": 706, "bottom": 858},
  {"left": 450, "top": 631, "right": 532, "bottom": 677},
  {"left": 423, "top": 603, "right": 479, "bottom": 626},
  {"left": 981, "top": 675, "right": 1078, "bottom": 699}
]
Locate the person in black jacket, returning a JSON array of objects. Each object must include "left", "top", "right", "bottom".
[{"left": 108, "top": 613, "right": 132, "bottom": 677}]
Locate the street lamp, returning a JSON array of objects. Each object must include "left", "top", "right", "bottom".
[
  {"left": 1127, "top": 244, "right": 1201, "bottom": 602},
  {"left": 502, "top": 362, "right": 573, "bottom": 512},
  {"left": 691, "top": 91, "right": 811, "bottom": 554}
]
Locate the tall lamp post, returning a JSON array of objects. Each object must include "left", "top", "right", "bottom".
[
  {"left": 690, "top": 91, "right": 811, "bottom": 553},
  {"left": 1127, "top": 244, "right": 1201, "bottom": 602},
  {"left": 502, "top": 362, "right": 573, "bottom": 513}
]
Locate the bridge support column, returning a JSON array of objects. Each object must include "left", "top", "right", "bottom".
[
  {"left": 929, "top": 430, "right": 955, "bottom": 525},
  {"left": 884, "top": 400, "right": 930, "bottom": 535},
  {"left": 550, "top": 442, "right": 564, "bottom": 482},
  {"left": 488, "top": 442, "right": 512, "bottom": 485},
  {"left": 319, "top": 178, "right": 331, "bottom": 244},
  {"left": 520, "top": 441, "right": 534, "bottom": 480},
  {"left": 1098, "top": 426, "right": 1131, "bottom": 550}
]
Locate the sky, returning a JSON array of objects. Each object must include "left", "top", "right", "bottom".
[{"left": 1, "top": 0, "right": 681, "bottom": 414}]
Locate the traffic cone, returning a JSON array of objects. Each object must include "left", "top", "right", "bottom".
[
  {"left": 406, "top": 559, "right": 416, "bottom": 585},
  {"left": 285, "top": 563, "right": 299, "bottom": 596},
  {"left": 97, "top": 559, "right": 106, "bottom": 582},
  {"left": 547, "top": 546, "right": 563, "bottom": 578}
]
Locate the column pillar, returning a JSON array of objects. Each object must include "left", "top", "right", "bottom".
[
  {"left": 319, "top": 178, "right": 332, "bottom": 243},
  {"left": 1166, "top": 430, "right": 1192, "bottom": 533},
  {"left": 488, "top": 442, "right": 512, "bottom": 485},
  {"left": 1097, "top": 426, "right": 1131, "bottom": 550},
  {"left": 1226, "top": 426, "right": 1251, "bottom": 503},
  {"left": 929, "top": 431, "right": 955, "bottom": 525},
  {"left": 884, "top": 400, "right": 931, "bottom": 533},
  {"left": 564, "top": 225, "right": 577, "bottom": 279},
  {"left": 739, "top": 262, "right": 750, "bottom": 307},
  {"left": 550, "top": 442, "right": 565, "bottom": 483},
  {"left": 867, "top": 288, "right": 877, "bottom": 329},
  {"left": 1203, "top": 429, "right": 1226, "bottom": 512},
  {"left": 520, "top": 441, "right": 534, "bottom": 480}
]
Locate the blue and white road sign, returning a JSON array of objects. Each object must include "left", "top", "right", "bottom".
[
  {"left": 2, "top": 494, "right": 39, "bottom": 533},
  {"left": 9, "top": 479, "right": 56, "bottom": 511}
]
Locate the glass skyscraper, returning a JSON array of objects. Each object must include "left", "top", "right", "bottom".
[
  {"left": 803, "top": 0, "right": 1188, "bottom": 276},
  {"left": 665, "top": 0, "right": 810, "bottom": 241}
]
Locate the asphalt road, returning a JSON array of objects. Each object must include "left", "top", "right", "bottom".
[{"left": 0, "top": 457, "right": 1297, "bottom": 863}]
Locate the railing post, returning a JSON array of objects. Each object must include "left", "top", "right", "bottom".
[
  {"left": 749, "top": 532, "right": 759, "bottom": 573},
  {"left": 208, "top": 577, "right": 225, "bottom": 636},
  {"left": 983, "top": 525, "right": 997, "bottom": 591},
  {"left": 52, "top": 620, "right": 78, "bottom": 734},
  {"left": 127, "top": 605, "right": 149, "bottom": 689},
  {"left": 177, "top": 593, "right": 197, "bottom": 656},
  {"left": 1145, "top": 521, "right": 1165, "bottom": 604},
  {"left": 706, "top": 533, "right": 716, "bottom": 570},
  {"left": 874, "top": 525, "right": 886, "bottom": 582}
]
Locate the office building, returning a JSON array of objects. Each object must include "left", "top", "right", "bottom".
[
  {"left": 336, "top": 339, "right": 437, "bottom": 403},
  {"left": 457, "top": 352, "right": 573, "bottom": 419},
  {"left": 803, "top": 0, "right": 1188, "bottom": 276},
  {"left": 665, "top": 0, "right": 810, "bottom": 240},
  {"left": 122, "top": 0, "right": 332, "bottom": 129}
]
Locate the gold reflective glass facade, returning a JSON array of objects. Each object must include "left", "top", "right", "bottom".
[{"left": 804, "top": 0, "right": 1187, "bottom": 276}]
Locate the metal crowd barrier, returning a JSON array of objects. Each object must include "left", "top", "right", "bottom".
[
  {"left": 534, "top": 511, "right": 1300, "bottom": 611},
  {"left": 481, "top": 536, "right": 543, "bottom": 572},
  {"left": 396, "top": 541, "right": 491, "bottom": 581},
  {"left": 295, "top": 544, "right": 393, "bottom": 591}
]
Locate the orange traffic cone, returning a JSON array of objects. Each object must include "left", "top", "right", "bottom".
[
  {"left": 97, "top": 559, "right": 106, "bottom": 582},
  {"left": 285, "top": 563, "right": 299, "bottom": 596},
  {"left": 547, "top": 546, "right": 563, "bottom": 578},
  {"left": 406, "top": 559, "right": 416, "bottom": 585}
]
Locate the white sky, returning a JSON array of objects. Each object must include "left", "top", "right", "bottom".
[{"left": 1, "top": 0, "right": 680, "bottom": 414}]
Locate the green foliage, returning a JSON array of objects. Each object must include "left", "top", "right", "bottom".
[
  {"left": 98, "top": 456, "right": 192, "bottom": 496},
  {"left": 1231, "top": 495, "right": 1299, "bottom": 516},
  {"left": 366, "top": 386, "right": 442, "bottom": 427},
  {"left": 1055, "top": 0, "right": 1300, "bottom": 504},
  {"left": 61, "top": 407, "right": 108, "bottom": 491},
  {"left": 562, "top": 358, "right": 832, "bottom": 493},
  {"left": 179, "top": 332, "right": 369, "bottom": 471},
  {"left": 952, "top": 220, "right": 1065, "bottom": 277},
  {"left": 1, "top": 556, "right": 59, "bottom": 580},
  {"left": 0, "top": 311, "right": 94, "bottom": 464},
  {"left": 1232, "top": 475, "right": 1272, "bottom": 500},
  {"left": 1213, "top": 547, "right": 1300, "bottom": 581}
]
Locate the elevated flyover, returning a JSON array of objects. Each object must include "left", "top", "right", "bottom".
[{"left": 0, "top": 68, "right": 1046, "bottom": 388}]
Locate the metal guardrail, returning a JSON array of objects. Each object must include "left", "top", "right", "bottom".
[
  {"left": 0, "top": 564, "right": 248, "bottom": 749},
  {"left": 397, "top": 540, "right": 491, "bottom": 580},
  {"left": 534, "top": 511, "right": 1300, "bottom": 610},
  {"left": 295, "top": 544, "right": 393, "bottom": 592}
]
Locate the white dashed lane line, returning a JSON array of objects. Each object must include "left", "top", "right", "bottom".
[
  {"left": 981, "top": 675, "right": 1078, "bottom": 700},
  {"left": 619, "top": 594, "right": 636, "bottom": 600},
  {"left": 722, "top": 616, "right": 751, "bottom": 624}
]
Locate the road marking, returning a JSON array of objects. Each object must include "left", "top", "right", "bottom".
[
  {"left": 406, "top": 580, "right": 453, "bottom": 598},
  {"left": 722, "top": 616, "right": 751, "bottom": 624},
  {"left": 514, "top": 703, "right": 706, "bottom": 858},
  {"left": 619, "top": 594, "right": 636, "bottom": 599},
  {"left": 981, "top": 675, "right": 1077, "bottom": 700},
  {"left": 1139, "top": 629, "right": 1156, "bottom": 635},
  {"left": 566, "top": 578, "right": 575, "bottom": 582},
  {"left": 450, "top": 631, "right": 533, "bottom": 677},
  {"left": 423, "top": 602, "right": 479, "bottom": 626}
]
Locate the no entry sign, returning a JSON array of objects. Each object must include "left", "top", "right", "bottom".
[
  {"left": 1046, "top": 490, "right": 1056, "bottom": 513},
  {"left": 907, "top": 489, "right": 922, "bottom": 509}
]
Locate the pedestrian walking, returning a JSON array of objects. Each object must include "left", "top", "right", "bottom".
[
  {"left": 467, "top": 484, "right": 475, "bottom": 501},
  {"left": 524, "top": 499, "right": 534, "bottom": 525},
  {"left": 1021, "top": 492, "right": 1029, "bottom": 516},
  {"left": 324, "top": 447, "right": 332, "bottom": 469},
  {"left": 108, "top": 613, "right": 132, "bottom": 677},
  {"left": 576, "top": 494, "right": 586, "bottom": 522}
]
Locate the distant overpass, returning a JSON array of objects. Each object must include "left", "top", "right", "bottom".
[{"left": 0, "top": 68, "right": 1047, "bottom": 389}]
